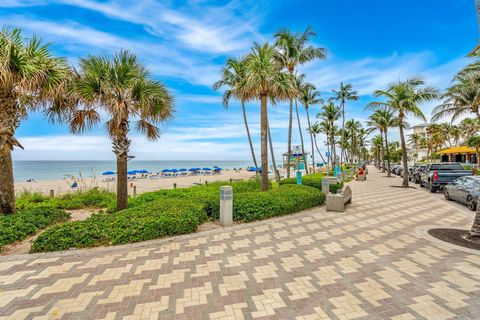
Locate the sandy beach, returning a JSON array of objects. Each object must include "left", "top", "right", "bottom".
[{"left": 15, "top": 170, "right": 258, "bottom": 196}]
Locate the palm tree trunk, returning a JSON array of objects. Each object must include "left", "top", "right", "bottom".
[
  {"left": 399, "top": 120, "right": 409, "bottom": 187},
  {"left": 0, "top": 147, "right": 15, "bottom": 214},
  {"left": 313, "top": 136, "right": 327, "bottom": 166},
  {"left": 341, "top": 100, "right": 345, "bottom": 165},
  {"left": 286, "top": 98, "right": 293, "bottom": 179},
  {"left": 306, "top": 106, "right": 315, "bottom": 173},
  {"left": 384, "top": 130, "right": 391, "bottom": 177},
  {"left": 267, "top": 113, "right": 280, "bottom": 182},
  {"left": 295, "top": 100, "right": 308, "bottom": 174},
  {"left": 260, "top": 94, "right": 269, "bottom": 191},
  {"left": 113, "top": 121, "right": 131, "bottom": 210},
  {"left": 467, "top": 198, "right": 480, "bottom": 242},
  {"left": 241, "top": 101, "right": 258, "bottom": 172},
  {"left": 381, "top": 144, "right": 386, "bottom": 173},
  {"left": 351, "top": 133, "right": 355, "bottom": 164}
]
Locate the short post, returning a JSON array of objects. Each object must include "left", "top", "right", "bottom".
[
  {"left": 49, "top": 189, "right": 54, "bottom": 198},
  {"left": 321, "top": 179, "right": 329, "bottom": 194},
  {"left": 220, "top": 186, "right": 233, "bottom": 227},
  {"left": 229, "top": 178, "right": 233, "bottom": 184},
  {"left": 133, "top": 186, "right": 137, "bottom": 197},
  {"left": 205, "top": 181, "right": 208, "bottom": 185},
  {"left": 173, "top": 183, "right": 177, "bottom": 189}
]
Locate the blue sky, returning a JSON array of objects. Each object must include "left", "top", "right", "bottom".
[{"left": 1, "top": 0, "right": 478, "bottom": 161}]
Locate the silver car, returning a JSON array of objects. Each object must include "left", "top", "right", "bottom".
[{"left": 444, "top": 176, "right": 480, "bottom": 211}]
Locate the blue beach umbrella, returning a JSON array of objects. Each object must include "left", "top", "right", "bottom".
[
  {"left": 102, "top": 171, "right": 115, "bottom": 175},
  {"left": 127, "top": 170, "right": 136, "bottom": 175},
  {"left": 178, "top": 168, "right": 187, "bottom": 172},
  {"left": 202, "top": 168, "right": 212, "bottom": 171},
  {"left": 214, "top": 168, "right": 222, "bottom": 171},
  {"left": 170, "top": 169, "right": 178, "bottom": 173},
  {"left": 161, "top": 169, "right": 171, "bottom": 173},
  {"left": 137, "top": 169, "right": 149, "bottom": 174}
]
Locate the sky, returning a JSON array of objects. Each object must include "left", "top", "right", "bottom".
[{"left": 1, "top": 0, "right": 478, "bottom": 161}]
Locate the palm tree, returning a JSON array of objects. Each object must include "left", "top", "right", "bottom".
[
  {"left": 213, "top": 58, "right": 258, "bottom": 173},
  {"left": 345, "top": 119, "right": 362, "bottom": 164},
  {"left": 408, "top": 133, "right": 422, "bottom": 150},
  {"left": 293, "top": 73, "right": 311, "bottom": 173},
  {"left": 317, "top": 102, "right": 340, "bottom": 170},
  {"left": 70, "top": 51, "right": 173, "bottom": 210},
  {"left": 300, "top": 83, "right": 323, "bottom": 172},
  {"left": 308, "top": 122, "right": 327, "bottom": 167},
  {"left": 467, "top": 135, "right": 480, "bottom": 167},
  {"left": 332, "top": 83, "right": 359, "bottom": 165},
  {"left": 0, "top": 27, "right": 70, "bottom": 214},
  {"left": 266, "top": 112, "right": 281, "bottom": 182},
  {"left": 274, "top": 27, "right": 326, "bottom": 178},
  {"left": 371, "top": 135, "right": 384, "bottom": 169},
  {"left": 244, "top": 42, "right": 296, "bottom": 191},
  {"left": 433, "top": 72, "right": 480, "bottom": 121},
  {"left": 460, "top": 118, "right": 480, "bottom": 140},
  {"left": 367, "top": 109, "right": 399, "bottom": 177},
  {"left": 367, "top": 78, "right": 438, "bottom": 187}
]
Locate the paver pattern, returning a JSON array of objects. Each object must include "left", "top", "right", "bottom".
[{"left": 0, "top": 168, "right": 479, "bottom": 319}]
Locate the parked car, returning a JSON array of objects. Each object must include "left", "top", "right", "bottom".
[
  {"left": 408, "top": 164, "right": 421, "bottom": 181},
  {"left": 412, "top": 164, "right": 426, "bottom": 184},
  {"left": 444, "top": 176, "right": 480, "bottom": 211},
  {"left": 419, "top": 163, "right": 474, "bottom": 193}
]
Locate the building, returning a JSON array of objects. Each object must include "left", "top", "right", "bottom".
[{"left": 407, "top": 123, "right": 430, "bottom": 162}]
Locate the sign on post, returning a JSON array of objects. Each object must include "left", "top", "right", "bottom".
[
  {"left": 220, "top": 186, "right": 233, "bottom": 227},
  {"left": 296, "top": 171, "right": 303, "bottom": 185}
]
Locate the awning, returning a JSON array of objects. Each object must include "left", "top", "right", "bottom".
[{"left": 437, "top": 146, "right": 476, "bottom": 155}]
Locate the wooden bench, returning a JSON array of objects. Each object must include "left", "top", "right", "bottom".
[{"left": 326, "top": 186, "right": 352, "bottom": 212}]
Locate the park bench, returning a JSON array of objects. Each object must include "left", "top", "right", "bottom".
[{"left": 326, "top": 185, "right": 352, "bottom": 212}]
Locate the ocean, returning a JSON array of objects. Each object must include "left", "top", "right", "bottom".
[{"left": 13, "top": 160, "right": 252, "bottom": 182}]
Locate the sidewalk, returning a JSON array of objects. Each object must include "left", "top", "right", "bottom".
[{"left": 0, "top": 167, "right": 478, "bottom": 319}]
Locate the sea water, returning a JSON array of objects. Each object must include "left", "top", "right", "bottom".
[{"left": 13, "top": 160, "right": 252, "bottom": 181}]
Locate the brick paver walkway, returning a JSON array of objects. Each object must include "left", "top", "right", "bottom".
[{"left": 0, "top": 168, "right": 479, "bottom": 319}]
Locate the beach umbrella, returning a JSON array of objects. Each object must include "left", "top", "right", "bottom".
[
  {"left": 137, "top": 169, "right": 149, "bottom": 174},
  {"left": 102, "top": 171, "right": 115, "bottom": 175},
  {"left": 178, "top": 168, "right": 187, "bottom": 172},
  {"left": 214, "top": 168, "right": 221, "bottom": 171},
  {"left": 202, "top": 168, "right": 212, "bottom": 171},
  {"left": 127, "top": 170, "right": 136, "bottom": 175},
  {"left": 161, "top": 169, "right": 171, "bottom": 173},
  {"left": 188, "top": 168, "right": 196, "bottom": 171},
  {"left": 170, "top": 169, "right": 178, "bottom": 173}
]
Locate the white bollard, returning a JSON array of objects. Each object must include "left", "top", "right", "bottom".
[
  {"left": 321, "top": 179, "right": 330, "bottom": 195},
  {"left": 220, "top": 186, "right": 233, "bottom": 227}
]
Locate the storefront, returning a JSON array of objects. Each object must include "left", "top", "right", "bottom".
[{"left": 437, "top": 146, "right": 477, "bottom": 164}]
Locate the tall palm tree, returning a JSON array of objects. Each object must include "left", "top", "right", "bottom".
[
  {"left": 70, "top": 51, "right": 173, "bottom": 210},
  {"left": 244, "top": 43, "right": 296, "bottom": 191},
  {"left": 367, "top": 109, "right": 399, "bottom": 177},
  {"left": 266, "top": 110, "right": 281, "bottom": 182},
  {"left": 0, "top": 27, "right": 70, "bottom": 214},
  {"left": 460, "top": 118, "right": 480, "bottom": 139},
  {"left": 345, "top": 119, "right": 362, "bottom": 164},
  {"left": 293, "top": 73, "right": 310, "bottom": 173},
  {"left": 433, "top": 72, "right": 480, "bottom": 121},
  {"left": 332, "top": 83, "right": 359, "bottom": 165},
  {"left": 300, "top": 83, "right": 323, "bottom": 172},
  {"left": 213, "top": 58, "right": 258, "bottom": 173},
  {"left": 371, "top": 135, "right": 384, "bottom": 169},
  {"left": 367, "top": 78, "right": 438, "bottom": 187},
  {"left": 308, "top": 122, "right": 327, "bottom": 167},
  {"left": 274, "top": 27, "right": 326, "bottom": 178},
  {"left": 317, "top": 102, "right": 340, "bottom": 170}
]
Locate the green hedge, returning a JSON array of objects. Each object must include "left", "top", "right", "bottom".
[
  {"left": 231, "top": 185, "right": 324, "bottom": 222},
  {"left": 279, "top": 173, "right": 343, "bottom": 193},
  {"left": 31, "top": 199, "right": 207, "bottom": 253},
  {"left": 0, "top": 207, "right": 70, "bottom": 250},
  {"left": 16, "top": 188, "right": 116, "bottom": 211}
]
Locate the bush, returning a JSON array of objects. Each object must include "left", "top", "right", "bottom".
[
  {"left": 16, "top": 188, "right": 116, "bottom": 211},
  {"left": 232, "top": 185, "right": 324, "bottom": 222},
  {"left": 0, "top": 207, "right": 70, "bottom": 249},
  {"left": 280, "top": 173, "right": 343, "bottom": 193},
  {"left": 31, "top": 198, "right": 207, "bottom": 252}
]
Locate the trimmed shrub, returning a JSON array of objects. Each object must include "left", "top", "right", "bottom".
[
  {"left": 0, "top": 207, "right": 70, "bottom": 249},
  {"left": 232, "top": 185, "right": 324, "bottom": 222}
]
